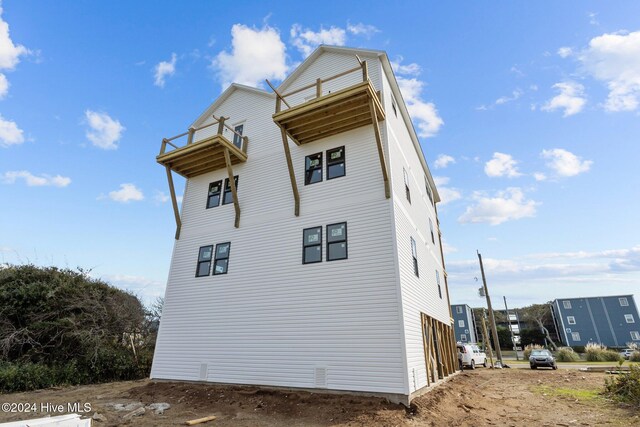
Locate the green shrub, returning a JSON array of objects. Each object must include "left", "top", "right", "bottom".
[
  {"left": 524, "top": 344, "right": 545, "bottom": 359},
  {"left": 603, "top": 350, "right": 624, "bottom": 362},
  {"left": 630, "top": 352, "right": 640, "bottom": 362},
  {"left": 604, "top": 364, "right": 640, "bottom": 405},
  {"left": 572, "top": 345, "right": 585, "bottom": 353},
  {"left": 556, "top": 347, "right": 581, "bottom": 362}
]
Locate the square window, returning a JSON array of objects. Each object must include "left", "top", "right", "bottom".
[
  {"left": 563, "top": 300, "right": 572, "bottom": 309},
  {"left": 303, "top": 226, "right": 322, "bottom": 264},
  {"left": 207, "top": 181, "right": 222, "bottom": 209},
  {"left": 619, "top": 297, "right": 629, "bottom": 306},
  {"left": 327, "top": 146, "right": 345, "bottom": 180},
  {"left": 213, "top": 242, "right": 231, "bottom": 275},
  {"left": 625, "top": 314, "right": 635, "bottom": 323},
  {"left": 327, "top": 222, "right": 347, "bottom": 261},
  {"left": 232, "top": 124, "right": 244, "bottom": 149},
  {"left": 222, "top": 176, "right": 238, "bottom": 205},
  {"left": 460, "top": 334, "right": 467, "bottom": 342},
  {"left": 456, "top": 306, "right": 463, "bottom": 314},
  {"left": 571, "top": 332, "right": 581, "bottom": 341},
  {"left": 458, "top": 320, "right": 465, "bottom": 328},
  {"left": 305, "top": 153, "right": 323, "bottom": 185},
  {"left": 196, "top": 245, "right": 213, "bottom": 277},
  {"left": 567, "top": 316, "right": 576, "bottom": 325},
  {"left": 631, "top": 331, "right": 640, "bottom": 341}
]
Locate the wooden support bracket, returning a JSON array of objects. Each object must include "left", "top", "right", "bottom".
[
  {"left": 278, "top": 125, "right": 300, "bottom": 216},
  {"left": 165, "top": 166, "right": 182, "bottom": 240},
  {"left": 223, "top": 148, "right": 241, "bottom": 228},
  {"left": 368, "top": 98, "right": 390, "bottom": 199}
]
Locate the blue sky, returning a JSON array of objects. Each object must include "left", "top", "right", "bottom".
[{"left": 1, "top": 1, "right": 639, "bottom": 309}]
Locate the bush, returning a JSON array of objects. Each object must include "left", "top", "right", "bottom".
[
  {"left": 556, "top": 347, "right": 581, "bottom": 362},
  {"left": 572, "top": 346, "right": 585, "bottom": 354},
  {"left": 604, "top": 364, "right": 640, "bottom": 405},
  {"left": 585, "top": 343, "right": 623, "bottom": 362},
  {"left": 524, "top": 344, "right": 545, "bottom": 359},
  {"left": 630, "top": 352, "right": 640, "bottom": 362}
]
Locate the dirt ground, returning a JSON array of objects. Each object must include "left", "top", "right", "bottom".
[{"left": 0, "top": 368, "right": 638, "bottom": 426}]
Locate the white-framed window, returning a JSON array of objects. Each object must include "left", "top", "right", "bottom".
[
  {"left": 410, "top": 237, "right": 419, "bottom": 277},
  {"left": 619, "top": 297, "right": 629, "bottom": 307},
  {"left": 458, "top": 320, "right": 465, "bottom": 328},
  {"left": 631, "top": 331, "right": 640, "bottom": 341},
  {"left": 625, "top": 314, "right": 635, "bottom": 324},
  {"left": 460, "top": 334, "right": 467, "bottom": 342},
  {"left": 563, "top": 300, "right": 572, "bottom": 309},
  {"left": 567, "top": 316, "right": 576, "bottom": 325},
  {"left": 456, "top": 306, "right": 463, "bottom": 314},
  {"left": 403, "top": 168, "right": 411, "bottom": 203},
  {"left": 571, "top": 332, "right": 581, "bottom": 341}
]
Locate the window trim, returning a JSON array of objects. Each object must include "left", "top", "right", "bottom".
[
  {"left": 391, "top": 95, "right": 397, "bottom": 117},
  {"left": 326, "top": 146, "right": 346, "bottom": 180},
  {"left": 404, "top": 168, "right": 411, "bottom": 204},
  {"left": 567, "top": 316, "right": 576, "bottom": 325},
  {"left": 232, "top": 123, "right": 244, "bottom": 149},
  {"left": 326, "top": 222, "right": 348, "bottom": 261},
  {"left": 410, "top": 237, "right": 419, "bottom": 277},
  {"left": 458, "top": 320, "right": 465, "bottom": 328},
  {"left": 456, "top": 306, "right": 463, "bottom": 314},
  {"left": 303, "top": 226, "right": 323, "bottom": 264},
  {"left": 436, "top": 270, "right": 442, "bottom": 299},
  {"left": 425, "top": 176, "right": 434, "bottom": 206},
  {"left": 619, "top": 297, "right": 629, "bottom": 307},
  {"left": 222, "top": 175, "right": 239, "bottom": 205},
  {"left": 305, "top": 152, "right": 323, "bottom": 185},
  {"left": 631, "top": 331, "right": 640, "bottom": 341},
  {"left": 213, "top": 242, "right": 231, "bottom": 275},
  {"left": 206, "top": 180, "right": 222, "bottom": 209},
  {"left": 563, "top": 300, "right": 572, "bottom": 309},
  {"left": 571, "top": 332, "right": 581, "bottom": 341},
  {"left": 195, "top": 245, "right": 213, "bottom": 277},
  {"left": 460, "top": 333, "right": 467, "bottom": 342},
  {"left": 625, "top": 314, "right": 635, "bottom": 324}
]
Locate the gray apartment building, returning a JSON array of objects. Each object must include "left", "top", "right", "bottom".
[
  {"left": 451, "top": 304, "right": 477, "bottom": 343},
  {"left": 552, "top": 295, "right": 640, "bottom": 348}
]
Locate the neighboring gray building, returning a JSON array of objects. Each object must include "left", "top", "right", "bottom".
[
  {"left": 552, "top": 295, "right": 640, "bottom": 348},
  {"left": 451, "top": 304, "right": 477, "bottom": 343}
]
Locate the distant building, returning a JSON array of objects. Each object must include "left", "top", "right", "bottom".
[
  {"left": 452, "top": 304, "right": 477, "bottom": 343},
  {"left": 552, "top": 295, "right": 640, "bottom": 348}
]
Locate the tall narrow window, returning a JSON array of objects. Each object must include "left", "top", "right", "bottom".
[
  {"left": 305, "top": 153, "right": 323, "bottom": 185},
  {"left": 196, "top": 245, "right": 213, "bottom": 277},
  {"left": 222, "top": 176, "right": 238, "bottom": 205},
  {"left": 436, "top": 270, "right": 442, "bottom": 298},
  {"left": 410, "top": 237, "right": 418, "bottom": 277},
  {"left": 232, "top": 124, "right": 244, "bottom": 149},
  {"left": 429, "top": 218, "right": 435, "bottom": 244},
  {"left": 206, "top": 180, "right": 222, "bottom": 209},
  {"left": 303, "top": 227, "right": 322, "bottom": 264},
  {"left": 425, "top": 176, "right": 434, "bottom": 206},
  {"left": 213, "top": 242, "right": 231, "bottom": 275},
  {"left": 404, "top": 168, "right": 411, "bottom": 203},
  {"left": 456, "top": 306, "right": 463, "bottom": 314},
  {"left": 391, "top": 96, "right": 397, "bottom": 117},
  {"left": 326, "top": 146, "right": 345, "bottom": 179},
  {"left": 327, "top": 222, "right": 347, "bottom": 261}
]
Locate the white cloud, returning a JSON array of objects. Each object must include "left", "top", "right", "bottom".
[
  {"left": 0, "top": 73, "right": 7, "bottom": 98},
  {"left": 495, "top": 89, "right": 523, "bottom": 105},
  {"left": 557, "top": 47, "right": 573, "bottom": 58},
  {"left": 84, "top": 110, "right": 125, "bottom": 150},
  {"left": 458, "top": 187, "right": 537, "bottom": 225},
  {"left": 588, "top": 12, "right": 599, "bottom": 26},
  {"left": 391, "top": 57, "right": 421, "bottom": 76},
  {"left": 541, "top": 148, "right": 593, "bottom": 177},
  {"left": 433, "top": 176, "right": 461, "bottom": 205},
  {"left": 533, "top": 172, "right": 547, "bottom": 181},
  {"left": 154, "top": 190, "right": 170, "bottom": 203},
  {"left": 396, "top": 76, "right": 444, "bottom": 138},
  {"left": 108, "top": 183, "right": 144, "bottom": 203},
  {"left": 541, "top": 81, "right": 586, "bottom": 116},
  {"left": 346, "top": 22, "right": 379, "bottom": 38},
  {"left": 0, "top": 5, "right": 29, "bottom": 100},
  {"left": 434, "top": 154, "right": 455, "bottom": 169},
  {"left": 442, "top": 239, "right": 457, "bottom": 255},
  {"left": 0, "top": 114, "right": 23, "bottom": 147},
  {"left": 2, "top": 170, "right": 71, "bottom": 187},
  {"left": 580, "top": 30, "right": 640, "bottom": 112},
  {"left": 154, "top": 53, "right": 177, "bottom": 87},
  {"left": 290, "top": 24, "right": 346, "bottom": 57},
  {"left": 484, "top": 152, "right": 522, "bottom": 178},
  {"left": 213, "top": 24, "right": 288, "bottom": 88}
]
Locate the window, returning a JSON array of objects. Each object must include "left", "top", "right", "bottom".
[
  {"left": 567, "top": 316, "right": 576, "bottom": 325},
  {"left": 436, "top": 270, "right": 442, "bottom": 299},
  {"left": 195, "top": 245, "right": 213, "bottom": 277},
  {"left": 460, "top": 334, "right": 467, "bottom": 342},
  {"left": 305, "top": 153, "right": 323, "bottom": 185},
  {"left": 326, "top": 146, "right": 345, "bottom": 179},
  {"left": 456, "top": 306, "right": 463, "bottom": 314},
  {"left": 625, "top": 314, "right": 635, "bottom": 323},
  {"left": 429, "top": 218, "right": 435, "bottom": 244},
  {"left": 303, "top": 227, "right": 322, "bottom": 264},
  {"left": 232, "top": 124, "right": 244, "bottom": 149},
  {"left": 619, "top": 297, "right": 629, "bottom": 306},
  {"left": 571, "top": 332, "right": 581, "bottom": 341},
  {"left": 458, "top": 320, "right": 465, "bottom": 328},
  {"left": 425, "top": 176, "right": 434, "bottom": 206},
  {"left": 631, "top": 331, "right": 640, "bottom": 341},
  {"left": 410, "top": 237, "right": 418, "bottom": 277},
  {"left": 391, "top": 96, "right": 397, "bottom": 117},
  {"left": 213, "top": 242, "right": 231, "bottom": 275},
  {"left": 563, "top": 300, "right": 572, "bottom": 309},
  {"left": 327, "top": 222, "right": 347, "bottom": 261},
  {"left": 206, "top": 180, "right": 222, "bottom": 209},
  {"left": 222, "top": 176, "right": 238, "bottom": 205},
  {"left": 403, "top": 168, "right": 411, "bottom": 203}
]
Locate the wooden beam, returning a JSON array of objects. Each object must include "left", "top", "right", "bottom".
[
  {"left": 278, "top": 125, "right": 300, "bottom": 216},
  {"left": 421, "top": 313, "right": 430, "bottom": 387},
  {"left": 368, "top": 97, "right": 390, "bottom": 199},
  {"left": 292, "top": 113, "right": 371, "bottom": 141},
  {"left": 285, "top": 101, "right": 370, "bottom": 133},
  {"left": 165, "top": 166, "right": 182, "bottom": 240},
  {"left": 223, "top": 148, "right": 241, "bottom": 228}
]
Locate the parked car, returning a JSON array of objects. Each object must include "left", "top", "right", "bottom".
[
  {"left": 457, "top": 343, "right": 487, "bottom": 370},
  {"left": 529, "top": 349, "right": 557, "bottom": 370},
  {"left": 620, "top": 348, "right": 635, "bottom": 360}
]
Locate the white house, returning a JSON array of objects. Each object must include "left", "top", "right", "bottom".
[{"left": 151, "top": 46, "right": 456, "bottom": 405}]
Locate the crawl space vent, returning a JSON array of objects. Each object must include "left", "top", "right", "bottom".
[
  {"left": 314, "top": 367, "right": 327, "bottom": 388},
  {"left": 199, "top": 363, "right": 208, "bottom": 381}
]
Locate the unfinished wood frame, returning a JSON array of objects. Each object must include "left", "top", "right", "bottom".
[
  {"left": 421, "top": 313, "right": 457, "bottom": 387},
  {"left": 223, "top": 148, "right": 241, "bottom": 228}
]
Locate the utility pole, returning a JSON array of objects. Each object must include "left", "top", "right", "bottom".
[
  {"left": 480, "top": 311, "right": 495, "bottom": 368},
  {"left": 477, "top": 251, "right": 503, "bottom": 367},
  {"left": 503, "top": 296, "right": 518, "bottom": 361}
]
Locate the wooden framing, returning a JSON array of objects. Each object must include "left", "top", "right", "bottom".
[
  {"left": 223, "top": 148, "right": 241, "bottom": 228},
  {"left": 165, "top": 165, "right": 182, "bottom": 240},
  {"left": 421, "top": 313, "right": 457, "bottom": 388}
]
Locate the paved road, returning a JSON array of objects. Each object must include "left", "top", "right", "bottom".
[{"left": 504, "top": 362, "right": 621, "bottom": 370}]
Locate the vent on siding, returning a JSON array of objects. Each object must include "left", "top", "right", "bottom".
[
  {"left": 314, "top": 367, "right": 327, "bottom": 388},
  {"left": 199, "top": 363, "right": 208, "bottom": 381}
]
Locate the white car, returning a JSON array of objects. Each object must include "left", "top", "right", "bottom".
[{"left": 457, "top": 343, "right": 487, "bottom": 370}]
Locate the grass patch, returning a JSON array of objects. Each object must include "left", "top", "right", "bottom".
[{"left": 535, "top": 384, "right": 601, "bottom": 402}]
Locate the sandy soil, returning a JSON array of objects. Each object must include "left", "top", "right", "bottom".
[{"left": 0, "top": 368, "right": 638, "bottom": 426}]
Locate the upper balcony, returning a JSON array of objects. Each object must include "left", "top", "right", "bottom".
[
  {"left": 157, "top": 116, "right": 248, "bottom": 178},
  {"left": 271, "top": 57, "right": 385, "bottom": 146}
]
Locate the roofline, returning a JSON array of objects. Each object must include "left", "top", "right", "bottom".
[{"left": 552, "top": 294, "right": 635, "bottom": 302}]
